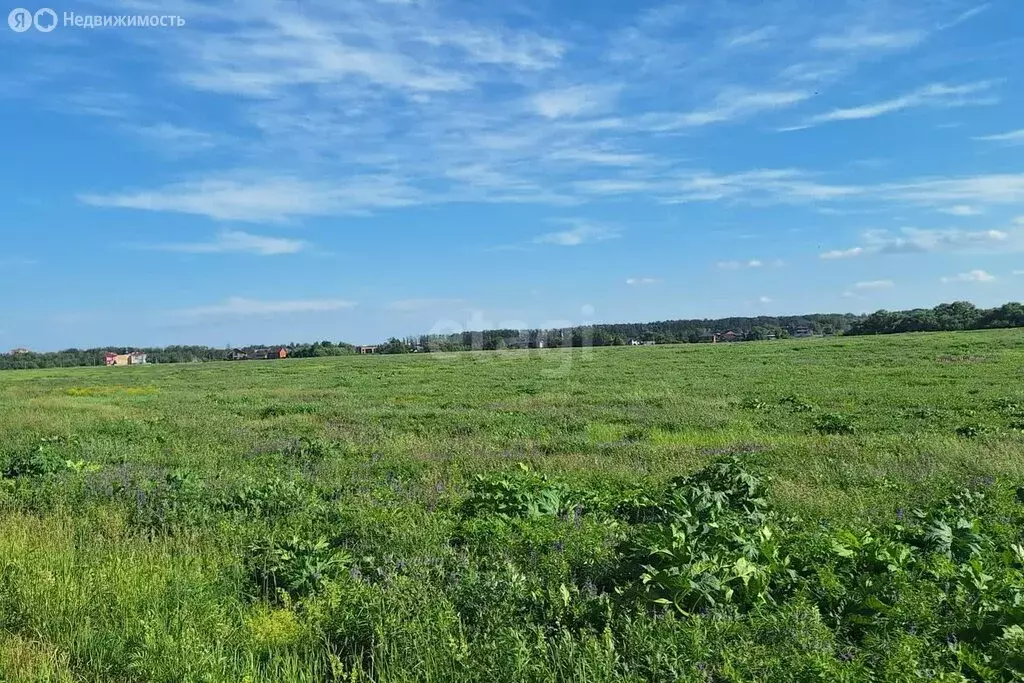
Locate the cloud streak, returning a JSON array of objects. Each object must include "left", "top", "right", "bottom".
[
  {"left": 799, "top": 81, "right": 997, "bottom": 127},
  {"left": 974, "top": 128, "right": 1024, "bottom": 143},
  {"left": 534, "top": 223, "right": 620, "bottom": 246},
  {"left": 853, "top": 280, "right": 894, "bottom": 289},
  {"left": 387, "top": 298, "right": 467, "bottom": 311},
  {"left": 143, "top": 230, "right": 307, "bottom": 256},
  {"left": 176, "top": 297, "right": 357, "bottom": 318},
  {"left": 80, "top": 176, "right": 422, "bottom": 221},
  {"left": 822, "top": 228, "right": 1010, "bottom": 260},
  {"left": 941, "top": 270, "right": 995, "bottom": 283},
  {"left": 812, "top": 28, "right": 926, "bottom": 51}
]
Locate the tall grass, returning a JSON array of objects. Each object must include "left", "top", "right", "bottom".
[{"left": 1, "top": 329, "right": 1023, "bottom": 680}]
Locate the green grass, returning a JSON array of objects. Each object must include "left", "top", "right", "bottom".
[{"left": 1, "top": 330, "right": 1024, "bottom": 681}]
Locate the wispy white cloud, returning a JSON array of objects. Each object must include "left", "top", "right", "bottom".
[
  {"left": 974, "top": 128, "right": 1024, "bottom": 143},
  {"left": 941, "top": 269, "right": 995, "bottom": 283},
  {"left": 176, "top": 297, "right": 357, "bottom": 318},
  {"left": 665, "top": 169, "right": 860, "bottom": 203},
  {"left": 758, "top": 296, "right": 772, "bottom": 304},
  {"left": 812, "top": 28, "right": 926, "bottom": 51},
  {"left": 530, "top": 85, "right": 619, "bottom": 119},
  {"left": 143, "top": 230, "right": 306, "bottom": 256},
  {"left": 80, "top": 176, "right": 422, "bottom": 222},
  {"left": 881, "top": 174, "right": 1024, "bottom": 206},
  {"left": 941, "top": 3, "right": 991, "bottom": 30},
  {"left": 842, "top": 279, "right": 894, "bottom": 298},
  {"left": 640, "top": 89, "right": 811, "bottom": 130},
  {"left": 853, "top": 279, "right": 894, "bottom": 289},
  {"left": 724, "top": 26, "right": 777, "bottom": 48},
  {"left": 26, "top": 0, "right": 1010, "bottom": 228},
  {"left": 534, "top": 223, "right": 619, "bottom": 246},
  {"left": 625, "top": 277, "right": 659, "bottom": 286},
  {"left": 821, "top": 247, "right": 865, "bottom": 259},
  {"left": 129, "top": 123, "right": 220, "bottom": 154},
  {"left": 940, "top": 205, "right": 982, "bottom": 216},
  {"left": 865, "top": 228, "right": 1008, "bottom": 254},
  {"left": 717, "top": 259, "right": 767, "bottom": 269},
  {"left": 387, "top": 298, "right": 467, "bottom": 311},
  {"left": 1013, "top": 270, "right": 1024, "bottom": 276},
  {"left": 799, "top": 81, "right": 997, "bottom": 127},
  {"left": 416, "top": 24, "right": 565, "bottom": 70},
  {"left": 823, "top": 228, "right": 1010, "bottom": 260},
  {"left": 546, "top": 149, "right": 649, "bottom": 167}
]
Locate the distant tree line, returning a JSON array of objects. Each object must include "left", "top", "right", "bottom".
[
  {"left": 1, "top": 301, "right": 1020, "bottom": 370},
  {"left": 387, "top": 313, "right": 856, "bottom": 354},
  {"left": 844, "top": 301, "right": 1024, "bottom": 336}
]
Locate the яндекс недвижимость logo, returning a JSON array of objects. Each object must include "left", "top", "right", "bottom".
[
  {"left": 8, "top": 8, "right": 184, "bottom": 31},
  {"left": 8, "top": 7, "right": 57, "bottom": 32}
]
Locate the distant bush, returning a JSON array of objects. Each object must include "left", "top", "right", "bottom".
[
  {"left": 779, "top": 394, "right": 814, "bottom": 412},
  {"left": 284, "top": 436, "right": 339, "bottom": 465},
  {"left": 956, "top": 423, "right": 992, "bottom": 439},
  {"left": 259, "top": 403, "right": 319, "bottom": 419},
  {"left": 814, "top": 413, "right": 856, "bottom": 435},
  {"left": 614, "top": 458, "right": 781, "bottom": 613},
  {"left": 246, "top": 536, "right": 353, "bottom": 601},
  {"left": 3, "top": 437, "right": 79, "bottom": 478}
]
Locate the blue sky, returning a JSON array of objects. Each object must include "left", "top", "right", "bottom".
[{"left": 2, "top": 0, "right": 1023, "bottom": 350}]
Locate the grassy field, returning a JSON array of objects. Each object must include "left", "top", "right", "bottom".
[{"left": 2, "top": 330, "right": 1024, "bottom": 681}]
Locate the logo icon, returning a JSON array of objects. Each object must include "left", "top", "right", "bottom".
[
  {"left": 33, "top": 7, "right": 57, "bottom": 31},
  {"left": 8, "top": 7, "right": 32, "bottom": 31}
]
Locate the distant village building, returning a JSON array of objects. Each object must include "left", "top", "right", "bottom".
[
  {"left": 230, "top": 348, "right": 288, "bottom": 361},
  {"left": 357, "top": 345, "right": 378, "bottom": 354},
  {"left": 10, "top": 348, "right": 30, "bottom": 355},
  {"left": 713, "top": 331, "right": 739, "bottom": 343},
  {"left": 105, "top": 352, "right": 147, "bottom": 366},
  {"left": 793, "top": 326, "right": 814, "bottom": 338}
]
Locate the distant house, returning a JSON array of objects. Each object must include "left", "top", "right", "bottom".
[
  {"left": 228, "top": 347, "right": 287, "bottom": 361},
  {"left": 250, "top": 348, "right": 287, "bottom": 360},
  {"left": 713, "top": 331, "right": 739, "bottom": 343},
  {"left": 793, "top": 326, "right": 814, "bottom": 338},
  {"left": 357, "top": 345, "right": 378, "bottom": 355},
  {"left": 105, "top": 351, "right": 147, "bottom": 366},
  {"left": 629, "top": 339, "right": 643, "bottom": 346},
  {"left": 10, "top": 348, "right": 29, "bottom": 355}
]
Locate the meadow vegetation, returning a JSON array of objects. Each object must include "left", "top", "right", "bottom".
[{"left": 1, "top": 329, "right": 1024, "bottom": 681}]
